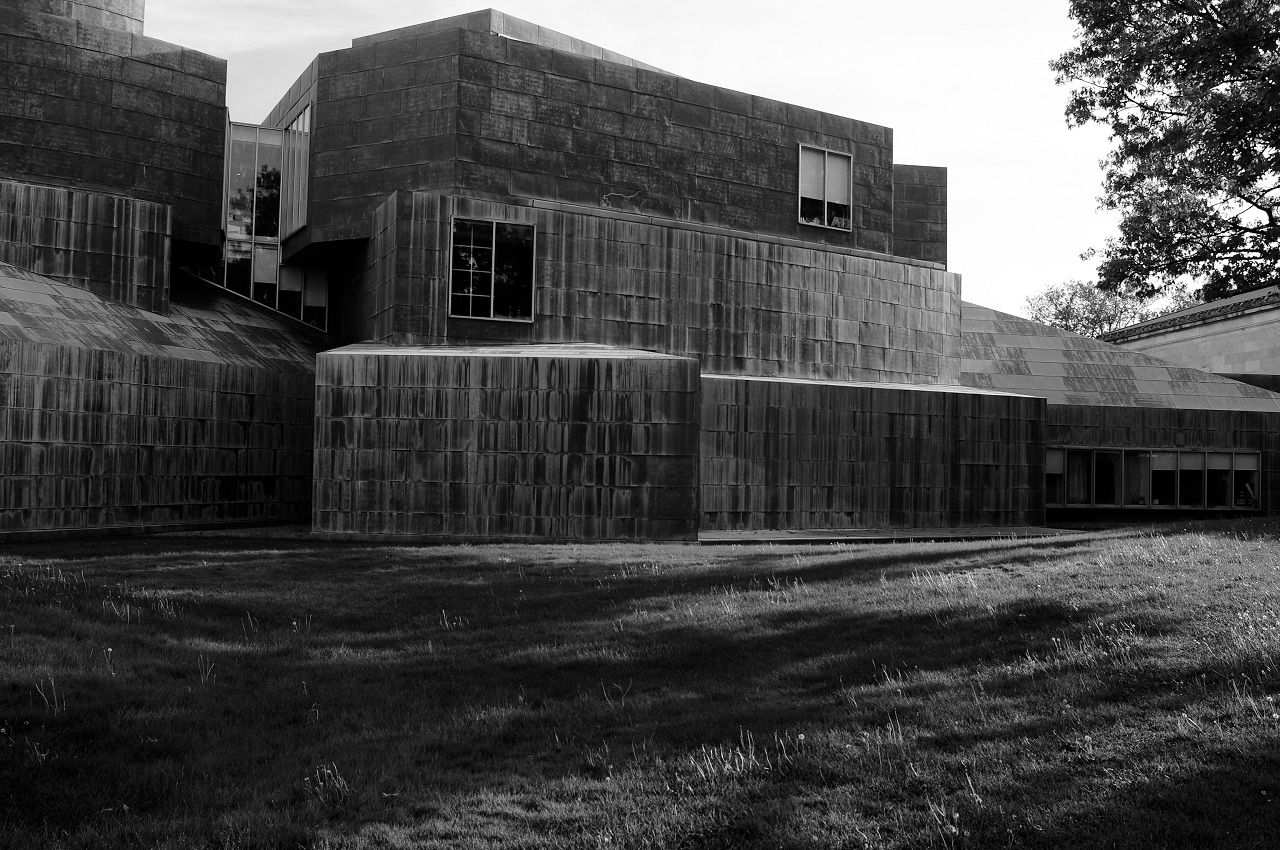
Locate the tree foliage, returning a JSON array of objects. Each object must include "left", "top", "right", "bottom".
[
  {"left": 1024, "top": 280, "right": 1157, "bottom": 337},
  {"left": 1053, "top": 1, "right": 1280, "bottom": 300}
]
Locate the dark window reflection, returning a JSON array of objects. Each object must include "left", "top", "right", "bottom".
[
  {"left": 227, "top": 133, "right": 257, "bottom": 239},
  {"left": 1094, "top": 451, "right": 1121, "bottom": 505},
  {"left": 494, "top": 222, "right": 534, "bottom": 320},
  {"left": 1066, "top": 450, "right": 1091, "bottom": 504},
  {"left": 225, "top": 239, "right": 251, "bottom": 296},
  {"left": 450, "top": 218, "right": 536, "bottom": 321}
]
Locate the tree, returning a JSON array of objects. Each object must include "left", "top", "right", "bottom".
[
  {"left": 1053, "top": 1, "right": 1280, "bottom": 301},
  {"left": 1024, "top": 279, "right": 1156, "bottom": 337}
]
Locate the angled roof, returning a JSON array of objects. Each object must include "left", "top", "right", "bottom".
[
  {"left": 960, "top": 302, "right": 1280, "bottom": 411},
  {"left": 0, "top": 263, "right": 322, "bottom": 373}
]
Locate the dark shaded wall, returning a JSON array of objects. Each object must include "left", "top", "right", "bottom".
[
  {"left": 893, "top": 164, "right": 947, "bottom": 266},
  {"left": 700, "top": 376, "right": 1045, "bottom": 530},
  {"left": 343, "top": 192, "right": 961, "bottom": 385},
  {"left": 303, "top": 13, "right": 896, "bottom": 253},
  {"left": 0, "top": 0, "right": 227, "bottom": 246},
  {"left": 313, "top": 344, "right": 701, "bottom": 541},
  {"left": 0, "top": 180, "right": 170, "bottom": 312},
  {"left": 1046, "top": 404, "right": 1280, "bottom": 517},
  {"left": 0, "top": 339, "right": 315, "bottom": 535}
]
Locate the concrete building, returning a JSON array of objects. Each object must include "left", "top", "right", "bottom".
[{"left": 1, "top": 3, "right": 1276, "bottom": 540}]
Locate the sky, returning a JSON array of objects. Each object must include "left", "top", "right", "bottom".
[{"left": 145, "top": 0, "right": 1116, "bottom": 317}]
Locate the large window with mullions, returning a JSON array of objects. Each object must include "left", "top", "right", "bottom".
[
  {"left": 1046, "top": 447, "right": 1261, "bottom": 510},
  {"left": 450, "top": 218, "right": 535, "bottom": 322}
]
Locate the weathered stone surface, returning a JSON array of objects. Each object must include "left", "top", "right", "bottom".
[
  {"left": 313, "top": 343, "right": 700, "bottom": 541},
  {"left": 0, "top": 263, "right": 319, "bottom": 536},
  {"left": 0, "top": 179, "right": 170, "bottom": 312},
  {"left": 0, "top": 2, "right": 226, "bottom": 246},
  {"left": 297, "top": 11, "right": 898, "bottom": 255},
  {"left": 341, "top": 192, "right": 961, "bottom": 386},
  {"left": 700, "top": 375, "right": 1044, "bottom": 530}
]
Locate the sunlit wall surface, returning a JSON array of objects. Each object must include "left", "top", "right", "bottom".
[{"left": 223, "top": 121, "right": 326, "bottom": 330}]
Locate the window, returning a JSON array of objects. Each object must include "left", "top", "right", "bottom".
[
  {"left": 1178, "top": 453, "right": 1205, "bottom": 508},
  {"left": 1066, "top": 450, "right": 1092, "bottom": 505},
  {"left": 450, "top": 218, "right": 535, "bottom": 322},
  {"left": 1047, "top": 447, "right": 1261, "bottom": 511},
  {"left": 220, "top": 121, "right": 327, "bottom": 330},
  {"left": 1095, "top": 451, "right": 1122, "bottom": 506},
  {"left": 799, "top": 145, "right": 852, "bottom": 230},
  {"left": 1045, "top": 449, "right": 1064, "bottom": 505},
  {"left": 1207, "top": 453, "right": 1232, "bottom": 508},
  {"left": 1151, "top": 452, "right": 1177, "bottom": 507},
  {"left": 1235, "top": 454, "right": 1260, "bottom": 508}
]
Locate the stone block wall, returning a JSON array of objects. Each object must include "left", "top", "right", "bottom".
[
  {"left": 1108, "top": 300, "right": 1280, "bottom": 377},
  {"left": 341, "top": 192, "right": 961, "bottom": 385},
  {"left": 306, "top": 11, "right": 896, "bottom": 253},
  {"left": 313, "top": 344, "right": 701, "bottom": 541},
  {"left": 893, "top": 164, "right": 947, "bottom": 266},
  {"left": 0, "top": 180, "right": 170, "bottom": 312},
  {"left": 0, "top": 1, "right": 226, "bottom": 245},
  {"left": 0, "top": 339, "right": 315, "bottom": 535},
  {"left": 700, "top": 375, "right": 1045, "bottom": 530}
]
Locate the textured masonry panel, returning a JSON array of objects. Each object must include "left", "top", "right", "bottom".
[
  {"left": 0, "top": 262, "right": 320, "bottom": 536},
  {"left": 304, "top": 15, "right": 902, "bottom": 255},
  {"left": 699, "top": 375, "right": 1045, "bottom": 530},
  {"left": 313, "top": 344, "right": 701, "bottom": 541},
  {"left": 0, "top": 180, "right": 170, "bottom": 312},
  {"left": 0, "top": 339, "right": 315, "bottom": 534},
  {"left": 345, "top": 192, "right": 961, "bottom": 386},
  {"left": 1110, "top": 308, "right": 1280, "bottom": 376},
  {"left": 893, "top": 164, "right": 947, "bottom": 266},
  {"left": 0, "top": 3, "right": 226, "bottom": 246}
]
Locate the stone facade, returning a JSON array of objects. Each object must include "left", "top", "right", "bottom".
[
  {"left": 344, "top": 192, "right": 960, "bottom": 385},
  {"left": 0, "top": 0, "right": 227, "bottom": 248},
  {"left": 313, "top": 344, "right": 701, "bottom": 541},
  {"left": 0, "top": 180, "right": 170, "bottom": 312},
  {"left": 892, "top": 165, "right": 947, "bottom": 266},
  {"left": 1103, "top": 288, "right": 1280, "bottom": 381},
  {"left": 272, "top": 9, "right": 914, "bottom": 258},
  {"left": 0, "top": 263, "right": 320, "bottom": 537},
  {"left": 701, "top": 375, "right": 1043, "bottom": 530}
]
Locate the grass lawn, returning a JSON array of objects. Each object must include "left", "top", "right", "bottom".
[{"left": 4, "top": 520, "right": 1280, "bottom": 848}]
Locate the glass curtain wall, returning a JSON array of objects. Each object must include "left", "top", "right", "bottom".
[{"left": 223, "top": 118, "right": 326, "bottom": 329}]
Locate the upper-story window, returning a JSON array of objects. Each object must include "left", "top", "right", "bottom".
[
  {"left": 449, "top": 218, "right": 535, "bottom": 322},
  {"left": 222, "top": 120, "right": 327, "bottom": 330},
  {"left": 798, "top": 145, "right": 852, "bottom": 230}
]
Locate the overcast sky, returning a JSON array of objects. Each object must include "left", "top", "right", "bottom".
[{"left": 145, "top": 0, "right": 1115, "bottom": 317}]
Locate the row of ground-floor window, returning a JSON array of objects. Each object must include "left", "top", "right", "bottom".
[{"left": 1046, "top": 448, "right": 1259, "bottom": 510}]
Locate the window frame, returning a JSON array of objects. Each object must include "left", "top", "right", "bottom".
[
  {"left": 797, "top": 143, "right": 853, "bottom": 232},
  {"left": 1045, "top": 446, "right": 1262, "bottom": 511},
  {"left": 447, "top": 216, "right": 537, "bottom": 324}
]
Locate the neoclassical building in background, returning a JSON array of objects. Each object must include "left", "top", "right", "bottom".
[{"left": 2, "top": 2, "right": 1278, "bottom": 540}]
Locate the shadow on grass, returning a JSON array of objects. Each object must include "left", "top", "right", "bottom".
[{"left": 3, "top": 521, "right": 1279, "bottom": 847}]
